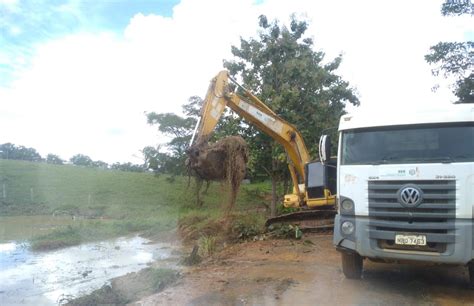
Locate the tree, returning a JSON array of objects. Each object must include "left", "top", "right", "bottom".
[
  {"left": 46, "top": 154, "right": 64, "bottom": 165},
  {"left": 110, "top": 162, "right": 144, "bottom": 172},
  {"left": 146, "top": 112, "right": 196, "bottom": 158},
  {"left": 70, "top": 154, "right": 93, "bottom": 166},
  {"left": 147, "top": 95, "right": 245, "bottom": 176},
  {"left": 146, "top": 113, "right": 194, "bottom": 175},
  {"left": 425, "top": 0, "right": 473, "bottom": 103},
  {"left": 147, "top": 96, "right": 210, "bottom": 175},
  {"left": 0, "top": 143, "right": 42, "bottom": 161},
  {"left": 92, "top": 160, "right": 109, "bottom": 169},
  {"left": 142, "top": 145, "right": 176, "bottom": 174},
  {"left": 224, "top": 15, "right": 359, "bottom": 216}
]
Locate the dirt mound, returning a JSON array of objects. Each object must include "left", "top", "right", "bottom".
[{"left": 186, "top": 136, "right": 248, "bottom": 211}]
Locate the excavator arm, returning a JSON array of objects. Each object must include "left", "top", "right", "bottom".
[
  {"left": 192, "top": 71, "right": 311, "bottom": 206},
  {"left": 191, "top": 71, "right": 335, "bottom": 212}
]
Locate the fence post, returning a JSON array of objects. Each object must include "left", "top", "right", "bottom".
[{"left": 2, "top": 183, "right": 5, "bottom": 200}]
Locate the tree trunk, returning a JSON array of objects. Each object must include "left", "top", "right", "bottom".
[
  {"left": 271, "top": 175, "right": 277, "bottom": 217},
  {"left": 270, "top": 157, "right": 278, "bottom": 217},
  {"left": 283, "top": 175, "right": 290, "bottom": 196}
]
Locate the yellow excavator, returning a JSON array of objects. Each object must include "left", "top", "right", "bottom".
[{"left": 190, "top": 70, "right": 336, "bottom": 228}]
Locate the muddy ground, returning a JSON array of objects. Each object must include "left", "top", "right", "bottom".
[{"left": 134, "top": 233, "right": 474, "bottom": 306}]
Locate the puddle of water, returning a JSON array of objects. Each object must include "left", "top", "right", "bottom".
[{"left": 0, "top": 236, "right": 178, "bottom": 306}]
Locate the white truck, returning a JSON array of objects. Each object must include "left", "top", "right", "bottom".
[{"left": 332, "top": 103, "right": 474, "bottom": 284}]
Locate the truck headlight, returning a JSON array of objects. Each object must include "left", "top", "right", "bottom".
[
  {"left": 341, "top": 221, "right": 355, "bottom": 235},
  {"left": 341, "top": 199, "right": 354, "bottom": 212}
]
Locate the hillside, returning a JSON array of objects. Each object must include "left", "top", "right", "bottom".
[{"left": 0, "top": 159, "right": 269, "bottom": 249}]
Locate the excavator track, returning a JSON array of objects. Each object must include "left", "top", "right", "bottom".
[{"left": 265, "top": 208, "right": 336, "bottom": 231}]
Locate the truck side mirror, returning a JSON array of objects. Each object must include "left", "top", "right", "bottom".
[{"left": 319, "top": 135, "right": 331, "bottom": 164}]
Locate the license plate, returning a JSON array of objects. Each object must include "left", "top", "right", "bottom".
[{"left": 395, "top": 234, "right": 427, "bottom": 246}]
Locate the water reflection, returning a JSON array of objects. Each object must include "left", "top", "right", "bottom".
[{"left": 0, "top": 236, "right": 176, "bottom": 305}]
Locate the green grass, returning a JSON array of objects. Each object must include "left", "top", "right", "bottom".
[
  {"left": 67, "top": 267, "right": 179, "bottom": 305},
  {"left": 0, "top": 159, "right": 271, "bottom": 249}
]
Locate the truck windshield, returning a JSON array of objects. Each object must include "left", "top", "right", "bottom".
[{"left": 341, "top": 123, "right": 474, "bottom": 165}]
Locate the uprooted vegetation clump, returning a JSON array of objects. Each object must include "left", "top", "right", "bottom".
[
  {"left": 186, "top": 135, "right": 248, "bottom": 211},
  {"left": 178, "top": 211, "right": 266, "bottom": 246}
]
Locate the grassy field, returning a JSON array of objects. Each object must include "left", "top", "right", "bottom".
[{"left": 0, "top": 159, "right": 271, "bottom": 249}]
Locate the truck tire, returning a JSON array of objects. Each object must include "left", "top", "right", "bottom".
[
  {"left": 468, "top": 262, "right": 474, "bottom": 288},
  {"left": 341, "top": 251, "right": 363, "bottom": 279}
]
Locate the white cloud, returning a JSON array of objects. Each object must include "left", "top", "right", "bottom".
[
  {"left": 0, "top": 0, "right": 18, "bottom": 6},
  {"left": 0, "top": 0, "right": 471, "bottom": 163}
]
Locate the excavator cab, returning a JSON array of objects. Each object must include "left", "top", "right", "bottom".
[
  {"left": 305, "top": 135, "right": 337, "bottom": 208},
  {"left": 269, "top": 155, "right": 337, "bottom": 229},
  {"left": 283, "top": 135, "right": 337, "bottom": 208},
  {"left": 305, "top": 159, "right": 337, "bottom": 207}
]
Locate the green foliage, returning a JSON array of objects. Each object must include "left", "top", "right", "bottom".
[
  {"left": 426, "top": 1, "right": 473, "bottom": 103},
  {"left": 142, "top": 145, "right": 186, "bottom": 175},
  {"left": 198, "top": 235, "right": 217, "bottom": 256},
  {"left": 46, "top": 153, "right": 64, "bottom": 165},
  {"left": 277, "top": 205, "right": 299, "bottom": 215},
  {"left": 67, "top": 268, "right": 179, "bottom": 305},
  {"left": 67, "top": 284, "right": 128, "bottom": 305},
  {"left": 146, "top": 96, "right": 202, "bottom": 157},
  {"left": 268, "top": 224, "right": 302, "bottom": 239},
  {"left": 145, "top": 94, "right": 243, "bottom": 176},
  {"left": 223, "top": 15, "right": 359, "bottom": 208},
  {"left": 455, "top": 74, "right": 474, "bottom": 103},
  {"left": 242, "top": 183, "right": 269, "bottom": 200},
  {"left": 0, "top": 143, "right": 42, "bottom": 161},
  {"left": 143, "top": 145, "right": 166, "bottom": 172},
  {"left": 231, "top": 213, "right": 265, "bottom": 240},
  {"left": 3, "top": 142, "right": 145, "bottom": 172},
  {"left": 146, "top": 112, "right": 195, "bottom": 156},
  {"left": 149, "top": 268, "right": 180, "bottom": 292},
  {"left": 70, "top": 154, "right": 93, "bottom": 166},
  {"left": 110, "top": 162, "right": 144, "bottom": 172},
  {"left": 29, "top": 219, "right": 159, "bottom": 251},
  {"left": 425, "top": 42, "right": 473, "bottom": 78},
  {"left": 441, "top": 0, "right": 473, "bottom": 16},
  {"left": 92, "top": 160, "right": 108, "bottom": 169},
  {"left": 30, "top": 225, "right": 82, "bottom": 250},
  {"left": 145, "top": 96, "right": 201, "bottom": 175},
  {"left": 182, "top": 95, "right": 204, "bottom": 118}
]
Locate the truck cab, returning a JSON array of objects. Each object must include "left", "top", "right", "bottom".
[{"left": 333, "top": 104, "right": 474, "bottom": 283}]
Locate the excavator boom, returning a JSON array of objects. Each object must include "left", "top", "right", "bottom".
[
  {"left": 194, "top": 71, "right": 313, "bottom": 205},
  {"left": 191, "top": 71, "right": 336, "bottom": 227}
]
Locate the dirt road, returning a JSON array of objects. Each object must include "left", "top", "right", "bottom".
[{"left": 136, "top": 233, "right": 474, "bottom": 305}]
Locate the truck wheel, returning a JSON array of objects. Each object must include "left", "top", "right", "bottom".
[
  {"left": 341, "top": 251, "right": 363, "bottom": 279},
  {"left": 468, "top": 262, "right": 474, "bottom": 288}
]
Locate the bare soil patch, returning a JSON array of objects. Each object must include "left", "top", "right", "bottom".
[{"left": 135, "top": 234, "right": 474, "bottom": 306}]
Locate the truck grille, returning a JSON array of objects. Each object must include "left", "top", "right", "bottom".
[{"left": 368, "top": 180, "right": 456, "bottom": 253}]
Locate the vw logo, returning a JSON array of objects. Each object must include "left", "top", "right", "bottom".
[{"left": 397, "top": 184, "right": 423, "bottom": 207}]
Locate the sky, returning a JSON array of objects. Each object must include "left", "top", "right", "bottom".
[{"left": 0, "top": 0, "right": 472, "bottom": 164}]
